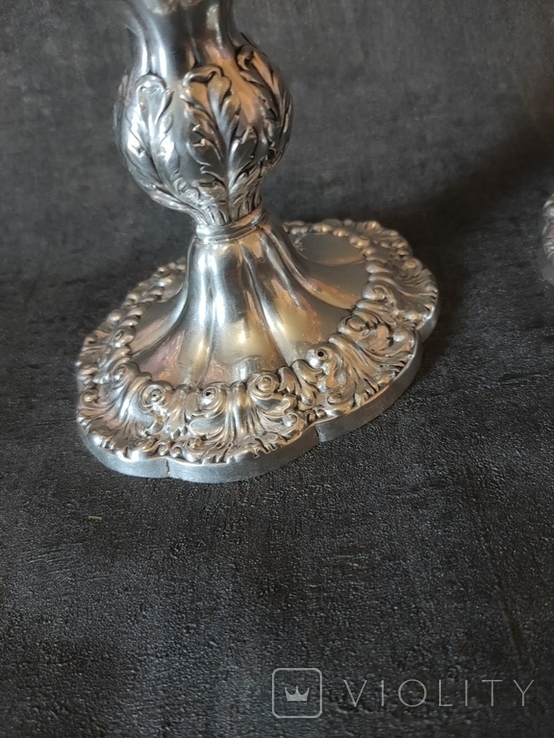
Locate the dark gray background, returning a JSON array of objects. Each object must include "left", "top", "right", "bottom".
[{"left": 1, "top": 0, "right": 554, "bottom": 735}]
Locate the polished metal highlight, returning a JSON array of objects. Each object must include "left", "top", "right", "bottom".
[
  {"left": 542, "top": 196, "right": 554, "bottom": 284},
  {"left": 76, "top": 0, "right": 439, "bottom": 482}
]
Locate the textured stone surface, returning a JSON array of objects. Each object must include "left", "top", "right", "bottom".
[{"left": 1, "top": 0, "right": 554, "bottom": 735}]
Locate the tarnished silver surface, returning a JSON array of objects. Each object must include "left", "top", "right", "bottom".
[
  {"left": 542, "top": 196, "right": 554, "bottom": 284},
  {"left": 76, "top": 0, "right": 439, "bottom": 481}
]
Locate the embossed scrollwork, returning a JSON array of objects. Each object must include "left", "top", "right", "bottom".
[
  {"left": 77, "top": 221, "right": 438, "bottom": 467},
  {"left": 79, "top": 0, "right": 439, "bottom": 480}
]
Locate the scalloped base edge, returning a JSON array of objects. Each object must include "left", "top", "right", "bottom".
[
  {"left": 76, "top": 218, "right": 439, "bottom": 483},
  {"left": 78, "top": 344, "right": 422, "bottom": 483}
]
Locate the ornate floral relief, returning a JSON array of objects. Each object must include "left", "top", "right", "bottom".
[
  {"left": 116, "top": 44, "right": 292, "bottom": 228},
  {"left": 77, "top": 221, "right": 438, "bottom": 467},
  {"left": 236, "top": 44, "right": 293, "bottom": 173}
]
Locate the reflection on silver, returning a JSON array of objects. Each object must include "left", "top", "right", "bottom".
[
  {"left": 542, "top": 196, "right": 554, "bottom": 284},
  {"left": 76, "top": 0, "right": 439, "bottom": 482}
]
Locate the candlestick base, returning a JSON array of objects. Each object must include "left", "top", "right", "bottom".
[{"left": 76, "top": 218, "right": 438, "bottom": 482}]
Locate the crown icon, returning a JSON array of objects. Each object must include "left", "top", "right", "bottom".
[{"left": 285, "top": 686, "right": 310, "bottom": 702}]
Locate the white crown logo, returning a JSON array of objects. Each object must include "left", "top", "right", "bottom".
[{"left": 285, "top": 687, "right": 310, "bottom": 702}]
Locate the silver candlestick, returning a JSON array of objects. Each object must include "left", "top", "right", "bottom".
[
  {"left": 542, "top": 196, "right": 554, "bottom": 284},
  {"left": 76, "top": 0, "right": 439, "bottom": 482}
]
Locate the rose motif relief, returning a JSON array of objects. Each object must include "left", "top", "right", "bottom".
[{"left": 76, "top": 222, "right": 438, "bottom": 466}]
